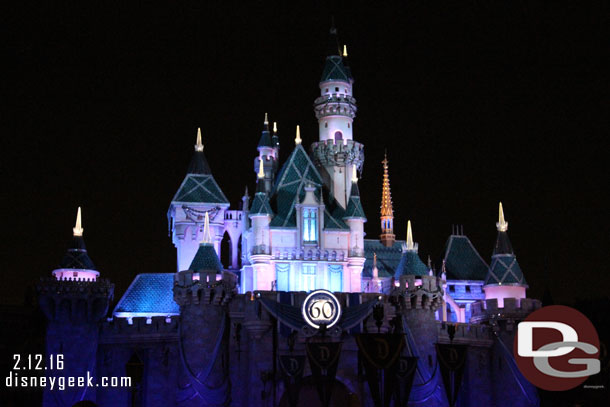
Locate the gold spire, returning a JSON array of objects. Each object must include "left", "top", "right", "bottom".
[
  {"left": 342, "top": 45, "right": 348, "bottom": 57},
  {"left": 257, "top": 158, "right": 265, "bottom": 179},
  {"left": 264, "top": 112, "right": 268, "bottom": 125},
  {"left": 273, "top": 121, "right": 277, "bottom": 133},
  {"left": 406, "top": 220, "right": 414, "bottom": 250},
  {"left": 195, "top": 128, "right": 204, "bottom": 152},
  {"left": 295, "top": 125, "right": 302, "bottom": 145},
  {"left": 380, "top": 153, "right": 393, "bottom": 217},
  {"left": 497, "top": 202, "right": 508, "bottom": 232},
  {"left": 352, "top": 165, "right": 358, "bottom": 183},
  {"left": 72, "top": 207, "right": 83, "bottom": 237},
  {"left": 202, "top": 211, "right": 212, "bottom": 244}
]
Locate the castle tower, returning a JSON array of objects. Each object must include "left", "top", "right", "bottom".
[
  {"left": 380, "top": 153, "right": 396, "bottom": 247},
  {"left": 311, "top": 25, "right": 364, "bottom": 208},
  {"left": 246, "top": 160, "right": 274, "bottom": 291},
  {"left": 394, "top": 221, "right": 430, "bottom": 278},
  {"left": 253, "top": 113, "right": 279, "bottom": 193},
  {"left": 342, "top": 166, "right": 366, "bottom": 291},
  {"left": 169, "top": 128, "right": 230, "bottom": 271},
  {"left": 37, "top": 208, "right": 114, "bottom": 406},
  {"left": 174, "top": 212, "right": 237, "bottom": 406},
  {"left": 483, "top": 203, "right": 528, "bottom": 307}
]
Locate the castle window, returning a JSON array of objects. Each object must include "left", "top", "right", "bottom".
[
  {"left": 347, "top": 123, "right": 350, "bottom": 128},
  {"left": 328, "top": 264, "right": 343, "bottom": 292},
  {"left": 449, "top": 285, "right": 455, "bottom": 292},
  {"left": 325, "top": 122, "right": 328, "bottom": 128},
  {"left": 335, "top": 87, "right": 339, "bottom": 92},
  {"left": 302, "top": 208, "right": 318, "bottom": 243},
  {"left": 465, "top": 285, "right": 471, "bottom": 293},
  {"left": 325, "top": 88, "right": 328, "bottom": 93},
  {"left": 302, "top": 264, "right": 317, "bottom": 291},
  {"left": 275, "top": 263, "right": 290, "bottom": 291},
  {"left": 334, "top": 131, "right": 343, "bottom": 141}
]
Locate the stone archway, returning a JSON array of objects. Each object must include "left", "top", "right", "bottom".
[{"left": 278, "top": 376, "right": 360, "bottom": 407}]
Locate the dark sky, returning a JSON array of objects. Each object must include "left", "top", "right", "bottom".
[{"left": 2, "top": 1, "right": 608, "bottom": 306}]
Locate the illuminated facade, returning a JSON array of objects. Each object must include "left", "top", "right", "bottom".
[{"left": 37, "top": 26, "right": 540, "bottom": 407}]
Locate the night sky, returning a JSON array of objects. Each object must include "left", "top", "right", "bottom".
[{"left": 2, "top": 1, "right": 608, "bottom": 306}]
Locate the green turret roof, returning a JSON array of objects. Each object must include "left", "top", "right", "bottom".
[
  {"left": 321, "top": 55, "right": 350, "bottom": 82},
  {"left": 485, "top": 230, "right": 527, "bottom": 286},
  {"left": 395, "top": 249, "right": 429, "bottom": 278},
  {"left": 172, "top": 174, "right": 229, "bottom": 204},
  {"left": 250, "top": 192, "right": 273, "bottom": 216},
  {"left": 189, "top": 243, "right": 223, "bottom": 273},
  {"left": 442, "top": 234, "right": 488, "bottom": 280},
  {"left": 343, "top": 182, "right": 366, "bottom": 220},
  {"left": 269, "top": 143, "right": 347, "bottom": 230}
]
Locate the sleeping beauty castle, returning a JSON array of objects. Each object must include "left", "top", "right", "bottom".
[{"left": 36, "top": 26, "right": 542, "bottom": 407}]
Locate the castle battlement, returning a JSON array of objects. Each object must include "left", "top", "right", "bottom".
[
  {"left": 310, "top": 139, "right": 364, "bottom": 167},
  {"left": 100, "top": 316, "right": 179, "bottom": 344},
  {"left": 173, "top": 271, "right": 237, "bottom": 306},
  {"left": 392, "top": 275, "right": 444, "bottom": 311},
  {"left": 437, "top": 321, "right": 494, "bottom": 346},
  {"left": 470, "top": 297, "right": 542, "bottom": 323}
]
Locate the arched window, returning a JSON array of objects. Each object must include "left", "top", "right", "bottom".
[
  {"left": 334, "top": 131, "right": 343, "bottom": 141},
  {"left": 303, "top": 208, "right": 318, "bottom": 243}
]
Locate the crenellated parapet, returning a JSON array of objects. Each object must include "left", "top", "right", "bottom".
[
  {"left": 310, "top": 139, "right": 364, "bottom": 169},
  {"left": 173, "top": 271, "right": 238, "bottom": 307},
  {"left": 470, "top": 297, "right": 542, "bottom": 326},
  {"left": 314, "top": 94, "right": 357, "bottom": 119},
  {"left": 391, "top": 275, "right": 444, "bottom": 311},
  {"left": 100, "top": 316, "right": 179, "bottom": 344},
  {"left": 437, "top": 321, "right": 494, "bottom": 346},
  {"left": 37, "top": 276, "right": 114, "bottom": 323}
]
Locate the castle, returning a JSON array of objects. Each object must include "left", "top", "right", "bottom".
[{"left": 37, "top": 27, "right": 541, "bottom": 407}]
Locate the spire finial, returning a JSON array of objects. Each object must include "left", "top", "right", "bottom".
[
  {"left": 343, "top": 45, "right": 348, "bottom": 57},
  {"left": 406, "top": 220, "right": 414, "bottom": 250},
  {"left": 202, "top": 211, "right": 212, "bottom": 244},
  {"left": 352, "top": 165, "right": 358, "bottom": 183},
  {"left": 295, "top": 125, "right": 302, "bottom": 145},
  {"left": 373, "top": 252, "right": 377, "bottom": 267},
  {"left": 195, "top": 128, "right": 204, "bottom": 152},
  {"left": 273, "top": 121, "right": 277, "bottom": 133},
  {"left": 73, "top": 207, "right": 83, "bottom": 237},
  {"left": 497, "top": 202, "right": 508, "bottom": 232},
  {"left": 264, "top": 112, "right": 268, "bottom": 125},
  {"left": 257, "top": 158, "right": 265, "bottom": 179}
]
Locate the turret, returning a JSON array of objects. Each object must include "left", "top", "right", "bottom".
[
  {"left": 379, "top": 153, "right": 396, "bottom": 247},
  {"left": 37, "top": 207, "right": 114, "bottom": 406},
  {"left": 394, "top": 221, "right": 429, "bottom": 278},
  {"left": 254, "top": 113, "right": 279, "bottom": 193},
  {"left": 52, "top": 207, "right": 99, "bottom": 281},
  {"left": 311, "top": 25, "right": 364, "bottom": 209},
  {"left": 343, "top": 166, "right": 366, "bottom": 292},
  {"left": 483, "top": 203, "right": 528, "bottom": 307},
  {"left": 169, "top": 128, "right": 230, "bottom": 271}
]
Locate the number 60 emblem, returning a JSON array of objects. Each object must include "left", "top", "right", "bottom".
[{"left": 302, "top": 290, "right": 342, "bottom": 329}]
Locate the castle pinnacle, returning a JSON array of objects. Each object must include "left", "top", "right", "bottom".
[
  {"left": 295, "top": 125, "right": 302, "bottom": 145},
  {"left": 264, "top": 112, "right": 269, "bottom": 126},
  {"left": 343, "top": 45, "right": 348, "bottom": 57},
  {"left": 497, "top": 202, "right": 508, "bottom": 232},
  {"left": 273, "top": 122, "right": 277, "bottom": 133},
  {"left": 195, "top": 128, "right": 204, "bottom": 152},
  {"left": 257, "top": 158, "right": 265, "bottom": 179},
  {"left": 379, "top": 153, "right": 395, "bottom": 247},
  {"left": 352, "top": 165, "right": 358, "bottom": 183},
  {"left": 73, "top": 206, "right": 83, "bottom": 237},
  {"left": 202, "top": 211, "right": 212, "bottom": 245},
  {"left": 406, "top": 220, "right": 414, "bottom": 251}
]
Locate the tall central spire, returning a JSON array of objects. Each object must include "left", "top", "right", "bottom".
[{"left": 380, "top": 153, "right": 395, "bottom": 247}]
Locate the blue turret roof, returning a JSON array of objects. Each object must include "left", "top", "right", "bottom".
[
  {"left": 395, "top": 249, "right": 429, "bottom": 278},
  {"left": 58, "top": 235, "right": 96, "bottom": 270},
  {"left": 189, "top": 243, "right": 223, "bottom": 273},
  {"left": 113, "top": 273, "right": 179, "bottom": 316},
  {"left": 258, "top": 123, "right": 273, "bottom": 149},
  {"left": 320, "top": 25, "right": 350, "bottom": 82}
]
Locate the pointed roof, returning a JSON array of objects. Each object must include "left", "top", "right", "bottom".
[
  {"left": 250, "top": 192, "right": 274, "bottom": 216},
  {"left": 442, "top": 232, "right": 489, "bottom": 281},
  {"left": 344, "top": 169, "right": 366, "bottom": 220},
  {"left": 188, "top": 212, "right": 223, "bottom": 273},
  {"left": 485, "top": 203, "right": 527, "bottom": 287},
  {"left": 172, "top": 129, "right": 229, "bottom": 205},
  {"left": 395, "top": 222, "right": 429, "bottom": 277},
  {"left": 320, "top": 26, "right": 350, "bottom": 82},
  {"left": 380, "top": 153, "right": 393, "bottom": 218},
  {"left": 258, "top": 113, "right": 273, "bottom": 148},
  {"left": 57, "top": 208, "right": 96, "bottom": 271},
  {"left": 269, "top": 143, "right": 347, "bottom": 229}
]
